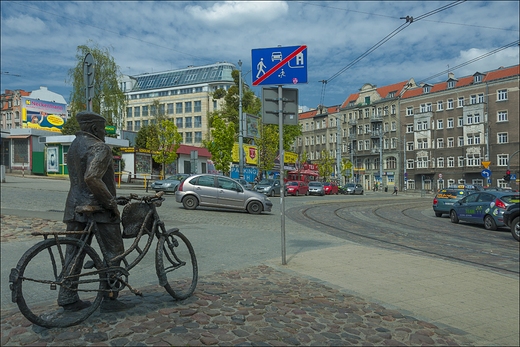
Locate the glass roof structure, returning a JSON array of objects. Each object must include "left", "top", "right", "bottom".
[{"left": 130, "top": 62, "right": 236, "bottom": 92}]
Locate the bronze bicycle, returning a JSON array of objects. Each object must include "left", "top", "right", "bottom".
[{"left": 9, "top": 192, "right": 197, "bottom": 328}]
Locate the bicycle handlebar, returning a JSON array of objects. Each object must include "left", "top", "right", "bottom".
[{"left": 116, "top": 191, "right": 165, "bottom": 206}]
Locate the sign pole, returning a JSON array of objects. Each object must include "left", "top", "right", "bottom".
[{"left": 278, "top": 85, "right": 286, "bottom": 265}]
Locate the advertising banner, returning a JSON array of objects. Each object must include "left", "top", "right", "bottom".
[
  {"left": 245, "top": 114, "right": 259, "bottom": 138},
  {"left": 22, "top": 97, "right": 68, "bottom": 133},
  {"left": 46, "top": 147, "right": 59, "bottom": 173},
  {"left": 232, "top": 143, "right": 258, "bottom": 165}
]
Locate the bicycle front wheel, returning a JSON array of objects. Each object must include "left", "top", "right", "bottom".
[
  {"left": 156, "top": 229, "right": 198, "bottom": 300},
  {"left": 10, "top": 238, "right": 106, "bottom": 328}
]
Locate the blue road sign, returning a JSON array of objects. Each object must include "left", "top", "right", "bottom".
[
  {"left": 481, "top": 169, "right": 491, "bottom": 178},
  {"left": 511, "top": 174, "right": 517, "bottom": 180},
  {"left": 252, "top": 45, "right": 307, "bottom": 86}
]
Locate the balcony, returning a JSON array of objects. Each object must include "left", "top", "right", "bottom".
[
  {"left": 370, "top": 115, "right": 383, "bottom": 123},
  {"left": 348, "top": 119, "right": 357, "bottom": 126},
  {"left": 348, "top": 133, "right": 357, "bottom": 140}
]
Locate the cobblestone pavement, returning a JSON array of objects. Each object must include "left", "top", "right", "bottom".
[{"left": 0, "top": 214, "right": 478, "bottom": 346}]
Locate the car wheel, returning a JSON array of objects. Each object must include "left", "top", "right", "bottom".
[
  {"left": 182, "top": 196, "right": 198, "bottom": 210},
  {"left": 270, "top": 190, "right": 275, "bottom": 197},
  {"left": 305, "top": 191, "right": 309, "bottom": 196},
  {"left": 511, "top": 217, "right": 520, "bottom": 241},
  {"left": 247, "top": 201, "right": 262, "bottom": 214},
  {"left": 435, "top": 212, "right": 442, "bottom": 217},
  {"left": 484, "top": 215, "right": 497, "bottom": 231},
  {"left": 450, "top": 210, "right": 459, "bottom": 224}
]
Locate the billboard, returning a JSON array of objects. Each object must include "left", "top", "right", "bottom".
[
  {"left": 22, "top": 97, "right": 68, "bottom": 133},
  {"left": 232, "top": 143, "right": 258, "bottom": 165}
]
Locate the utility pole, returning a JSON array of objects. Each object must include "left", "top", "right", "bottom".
[
  {"left": 336, "top": 117, "right": 342, "bottom": 185},
  {"left": 238, "top": 60, "right": 244, "bottom": 179}
]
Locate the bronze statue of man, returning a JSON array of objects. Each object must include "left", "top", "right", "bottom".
[{"left": 59, "top": 111, "right": 130, "bottom": 312}]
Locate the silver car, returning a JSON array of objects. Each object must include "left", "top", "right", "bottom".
[
  {"left": 150, "top": 173, "right": 189, "bottom": 193},
  {"left": 254, "top": 179, "right": 285, "bottom": 197},
  {"left": 175, "top": 174, "right": 272, "bottom": 214},
  {"left": 308, "top": 181, "right": 325, "bottom": 196}
]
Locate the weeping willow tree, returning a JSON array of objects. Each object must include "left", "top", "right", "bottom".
[{"left": 63, "top": 40, "right": 126, "bottom": 135}]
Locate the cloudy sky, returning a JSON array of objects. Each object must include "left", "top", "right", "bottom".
[{"left": 1, "top": 1, "right": 518, "bottom": 111}]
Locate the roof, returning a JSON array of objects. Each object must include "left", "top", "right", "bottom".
[
  {"left": 298, "top": 105, "right": 340, "bottom": 120},
  {"left": 29, "top": 86, "right": 67, "bottom": 104},
  {"left": 129, "top": 62, "right": 236, "bottom": 92},
  {"left": 402, "top": 65, "right": 519, "bottom": 99},
  {"left": 176, "top": 144, "right": 211, "bottom": 158},
  {"left": 340, "top": 80, "right": 411, "bottom": 108}
]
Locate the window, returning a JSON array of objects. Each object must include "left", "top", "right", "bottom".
[
  {"left": 406, "top": 107, "right": 414, "bottom": 116},
  {"left": 305, "top": 137, "right": 309, "bottom": 146},
  {"left": 420, "top": 104, "right": 427, "bottom": 113},
  {"left": 447, "top": 99, "right": 454, "bottom": 109},
  {"left": 185, "top": 117, "right": 192, "bottom": 128},
  {"left": 477, "top": 93, "right": 484, "bottom": 103},
  {"left": 458, "top": 136, "right": 464, "bottom": 147},
  {"left": 437, "top": 157, "right": 444, "bottom": 168},
  {"left": 458, "top": 156, "right": 464, "bottom": 167},
  {"left": 126, "top": 107, "right": 132, "bottom": 118},
  {"left": 447, "top": 118, "right": 454, "bottom": 128},
  {"left": 497, "top": 154, "right": 508, "bottom": 166},
  {"left": 474, "top": 113, "right": 480, "bottom": 123},
  {"left": 364, "top": 124, "right": 370, "bottom": 134},
  {"left": 474, "top": 134, "right": 481, "bottom": 144},
  {"left": 391, "top": 138, "right": 397, "bottom": 149},
  {"left": 322, "top": 135, "right": 326, "bottom": 144},
  {"left": 498, "top": 133, "right": 508, "bottom": 144},
  {"left": 407, "top": 124, "right": 414, "bottom": 133},
  {"left": 391, "top": 105, "right": 396, "bottom": 114},
  {"left": 437, "top": 120, "right": 443, "bottom": 129},
  {"left": 195, "top": 131, "right": 202, "bottom": 143},
  {"left": 458, "top": 116, "right": 464, "bottom": 127},
  {"left": 194, "top": 116, "right": 202, "bottom": 127},
  {"left": 176, "top": 117, "right": 183, "bottom": 128},
  {"left": 364, "top": 109, "right": 370, "bottom": 118},
  {"left": 457, "top": 97, "right": 464, "bottom": 107},
  {"left": 316, "top": 135, "right": 320, "bottom": 144},
  {"left": 185, "top": 132, "right": 193, "bottom": 143},
  {"left": 447, "top": 157, "right": 454, "bottom": 167},
  {"left": 167, "top": 103, "right": 174, "bottom": 114},
  {"left": 497, "top": 89, "right": 507, "bottom": 101},
  {"left": 467, "top": 114, "right": 473, "bottom": 124},
  {"left": 134, "top": 106, "right": 140, "bottom": 117},
  {"left": 126, "top": 121, "right": 132, "bottom": 131},
  {"left": 447, "top": 137, "right": 454, "bottom": 147},
  {"left": 185, "top": 102, "right": 192, "bottom": 113},
  {"left": 176, "top": 102, "right": 183, "bottom": 114},
  {"left": 466, "top": 154, "right": 481, "bottom": 167},
  {"left": 417, "top": 157, "right": 428, "bottom": 168},
  {"left": 448, "top": 80, "right": 456, "bottom": 89},
  {"left": 474, "top": 75, "right": 482, "bottom": 83},
  {"left": 194, "top": 101, "right": 202, "bottom": 112},
  {"left": 407, "top": 159, "right": 414, "bottom": 169},
  {"left": 467, "top": 135, "right": 474, "bottom": 145},
  {"left": 391, "top": 121, "right": 396, "bottom": 131},
  {"left": 364, "top": 140, "right": 370, "bottom": 150},
  {"left": 358, "top": 125, "right": 363, "bottom": 135},
  {"left": 437, "top": 101, "right": 443, "bottom": 111},
  {"left": 134, "top": 120, "right": 141, "bottom": 131},
  {"left": 497, "top": 111, "right": 508, "bottom": 122},
  {"left": 470, "top": 95, "right": 476, "bottom": 104},
  {"left": 142, "top": 106, "right": 148, "bottom": 117},
  {"left": 437, "top": 138, "right": 444, "bottom": 148},
  {"left": 329, "top": 134, "right": 334, "bottom": 143},
  {"left": 407, "top": 142, "right": 414, "bottom": 151}
]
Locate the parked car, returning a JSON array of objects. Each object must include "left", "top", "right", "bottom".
[
  {"left": 308, "top": 181, "right": 325, "bottom": 196},
  {"left": 285, "top": 181, "right": 309, "bottom": 196},
  {"left": 235, "top": 178, "right": 253, "bottom": 190},
  {"left": 175, "top": 174, "right": 272, "bottom": 214},
  {"left": 449, "top": 191, "right": 520, "bottom": 230},
  {"left": 503, "top": 203, "right": 520, "bottom": 241},
  {"left": 323, "top": 182, "right": 339, "bottom": 195},
  {"left": 150, "top": 173, "right": 190, "bottom": 194},
  {"left": 433, "top": 185, "right": 480, "bottom": 217},
  {"left": 254, "top": 179, "right": 285, "bottom": 197},
  {"left": 340, "top": 183, "right": 364, "bottom": 195}
]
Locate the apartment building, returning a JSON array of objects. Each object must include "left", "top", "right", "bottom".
[
  {"left": 121, "top": 62, "right": 236, "bottom": 146},
  {"left": 401, "top": 65, "right": 519, "bottom": 191},
  {"left": 295, "top": 64, "right": 519, "bottom": 192},
  {"left": 1, "top": 89, "right": 30, "bottom": 130}
]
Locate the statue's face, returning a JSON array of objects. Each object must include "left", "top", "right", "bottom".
[{"left": 91, "top": 121, "right": 106, "bottom": 142}]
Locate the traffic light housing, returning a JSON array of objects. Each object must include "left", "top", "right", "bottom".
[{"left": 504, "top": 170, "right": 511, "bottom": 182}]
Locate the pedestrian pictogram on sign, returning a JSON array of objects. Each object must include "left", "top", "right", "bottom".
[{"left": 252, "top": 45, "right": 307, "bottom": 86}]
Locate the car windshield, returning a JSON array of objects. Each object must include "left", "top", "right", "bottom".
[
  {"left": 258, "top": 179, "right": 273, "bottom": 185},
  {"left": 309, "top": 182, "right": 322, "bottom": 187},
  {"left": 287, "top": 182, "right": 298, "bottom": 186},
  {"left": 323, "top": 182, "right": 331, "bottom": 186},
  {"left": 167, "top": 174, "right": 188, "bottom": 180},
  {"left": 502, "top": 195, "right": 520, "bottom": 204}
]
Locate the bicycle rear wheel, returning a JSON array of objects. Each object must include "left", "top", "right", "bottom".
[
  {"left": 10, "top": 238, "right": 106, "bottom": 328},
  {"left": 156, "top": 229, "right": 198, "bottom": 300}
]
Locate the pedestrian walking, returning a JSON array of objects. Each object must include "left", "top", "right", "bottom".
[{"left": 393, "top": 185, "right": 398, "bottom": 195}]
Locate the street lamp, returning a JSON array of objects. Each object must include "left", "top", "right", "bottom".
[{"left": 238, "top": 60, "right": 244, "bottom": 179}]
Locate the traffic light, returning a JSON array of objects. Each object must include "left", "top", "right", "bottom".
[{"left": 504, "top": 170, "right": 511, "bottom": 182}]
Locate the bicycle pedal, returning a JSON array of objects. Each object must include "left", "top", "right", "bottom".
[{"left": 83, "top": 260, "right": 96, "bottom": 269}]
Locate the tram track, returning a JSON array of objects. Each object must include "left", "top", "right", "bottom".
[{"left": 286, "top": 199, "right": 519, "bottom": 276}]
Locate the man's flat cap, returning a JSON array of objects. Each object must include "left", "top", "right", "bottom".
[{"left": 76, "top": 111, "right": 105, "bottom": 124}]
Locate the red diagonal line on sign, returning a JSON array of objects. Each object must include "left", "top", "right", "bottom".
[{"left": 253, "top": 45, "right": 307, "bottom": 86}]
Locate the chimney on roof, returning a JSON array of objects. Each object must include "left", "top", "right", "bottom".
[{"left": 448, "top": 72, "right": 455, "bottom": 79}]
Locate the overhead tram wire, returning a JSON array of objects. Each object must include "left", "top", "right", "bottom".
[
  {"left": 418, "top": 40, "right": 520, "bottom": 84},
  {"left": 318, "top": 0, "right": 467, "bottom": 105}
]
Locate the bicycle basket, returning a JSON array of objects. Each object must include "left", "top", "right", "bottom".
[{"left": 121, "top": 202, "right": 153, "bottom": 238}]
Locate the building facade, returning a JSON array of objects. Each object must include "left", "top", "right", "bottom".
[
  {"left": 401, "top": 65, "right": 519, "bottom": 191},
  {"left": 1, "top": 89, "right": 30, "bottom": 130},
  {"left": 295, "top": 65, "right": 519, "bottom": 192},
  {"left": 121, "top": 62, "right": 237, "bottom": 146}
]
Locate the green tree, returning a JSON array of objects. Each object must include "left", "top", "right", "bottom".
[
  {"left": 147, "top": 119, "right": 182, "bottom": 178},
  {"left": 63, "top": 40, "right": 126, "bottom": 135},
  {"left": 318, "top": 150, "right": 335, "bottom": 181},
  {"left": 255, "top": 123, "right": 279, "bottom": 175},
  {"left": 135, "top": 125, "right": 158, "bottom": 149},
  {"left": 202, "top": 115, "right": 235, "bottom": 176}
]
